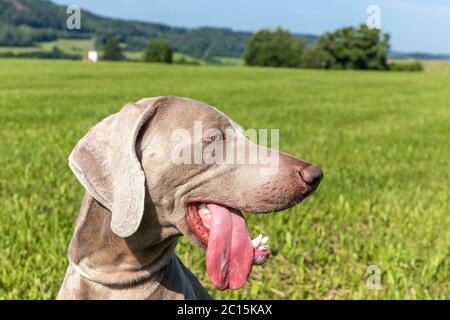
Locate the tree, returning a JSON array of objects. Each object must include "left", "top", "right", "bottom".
[
  {"left": 102, "top": 37, "right": 124, "bottom": 61},
  {"left": 245, "top": 28, "right": 306, "bottom": 68},
  {"left": 311, "top": 24, "right": 390, "bottom": 70},
  {"left": 50, "top": 46, "right": 63, "bottom": 59},
  {"left": 300, "top": 47, "right": 335, "bottom": 69},
  {"left": 143, "top": 39, "right": 173, "bottom": 63}
]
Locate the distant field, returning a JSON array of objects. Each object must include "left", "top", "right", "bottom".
[
  {"left": 0, "top": 59, "right": 448, "bottom": 299},
  {"left": 39, "top": 39, "right": 95, "bottom": 55},
  {"left": 0, "top": 39, "right": 94, "bottom": 56},
  {"left": 0, "top": 39, "right": 201, "bottom": 63},
  {"left": 123, "top": 51, "right": 201, "bottom": 64},
  {"left": 213, "top": 56, "right": 245, "bottom": 66},
  {"left": 420, "top": 59, "right": 450, "bottom": 73}
]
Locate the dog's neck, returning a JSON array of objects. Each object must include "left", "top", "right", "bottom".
[{"left": 68, "top": 193, "right": 181, "bottom": 285}]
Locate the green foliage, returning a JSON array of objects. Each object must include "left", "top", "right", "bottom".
[
  {"left": 0, "top": 21, "right": 61, "bottom": 47},
  {"left": 300, "top": 46, "right": 335, "bottom": 69},
  {"left": 174, "top": 56, "right": 201, "bottom": 66},
  {"left": 0, "top": 59, "right": 449, "bottom": 299},
  {"left": 245, "top": 25, "right": 390, "bottom": 71},
  {"left": 102, "top": 37, "right": 124, "bottom": 61},
  {"left": 245, "top": 28, "right": 306, "bottom": 68},
  {"left": 0, "top": 0, "right": 67, "bottom": 29},
  {"left": 389, "top": 61, "right": 424, "bottom": 72},
  {"left": 143, "top": 39, "right": 173, "bottom": 63},
  {"left": 0, "top": 46, "right": 81, "bottom": 60},
  {"left": 0, "top": 0, "right": 88, "bottom": 46},
  {"left": 166, "top": 27, "right": 252, "bottom": 60},
  {"left": 0, "top": 22, "right": 33, "bottom": 46},
  {"left": 308, "top": 24, "right": 390, "bottom": 70}
]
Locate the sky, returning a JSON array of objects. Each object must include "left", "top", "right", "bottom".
[{"left": 53, "top": 0, "right": 450, "bottom": 54}]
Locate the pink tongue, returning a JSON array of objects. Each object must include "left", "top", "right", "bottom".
[{"left": 206, "top": 204, "right": 254, "bottom": 290}]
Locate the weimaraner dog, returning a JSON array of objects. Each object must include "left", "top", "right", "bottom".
[{"left": 58, "top": 96, "right": 322, "bottom": 299}]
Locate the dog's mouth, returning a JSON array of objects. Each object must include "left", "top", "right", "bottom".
[{"left": 186, "top": 202, "right": 270, "bottom": 290}]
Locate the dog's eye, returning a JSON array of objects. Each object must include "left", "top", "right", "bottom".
[
  {"left": 210, "top": 133, "right": 223, "bottom": 141},
  {"left": 203, "top": 131, "right": 224, "bottom": 143}
]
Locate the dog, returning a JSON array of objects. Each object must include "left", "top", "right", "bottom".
[{"left": 57, "top": 96, "right": 322, "bottom": 299}]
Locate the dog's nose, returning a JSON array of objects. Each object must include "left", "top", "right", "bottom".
[{"left": 299, "top": 164, "right": 323, "bottom": 186}]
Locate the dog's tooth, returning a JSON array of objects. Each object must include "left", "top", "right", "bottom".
[
  {"left": 261, "top": 236, "right": 269, "bottom": 244},
  {"left": 252, "top": 234, "right": 263, "bottom": 247},
  {"left": 258, "top": 245, "right": 269, "bottom": 251},
  {"left": 198, "top": 203, "right": 211, "bottom": 216}
]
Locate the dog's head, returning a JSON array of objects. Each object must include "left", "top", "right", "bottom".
[{"left": 69, "top": 96, "right": 322, "bottom": 290}]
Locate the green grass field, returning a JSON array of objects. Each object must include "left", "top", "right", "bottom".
[{"left": 0, "top": 59, "right": 448, "bottom": 299}]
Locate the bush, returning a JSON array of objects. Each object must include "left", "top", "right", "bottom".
[
  {"left": 102, "top": 37, "right": 125, "bottom": 61},
  {"left": 245, "top": 25, "right": 391, "bottom": 71},
  {"left": 143, "top": 39, "right": 173, "bottom": 63},
  {"left": 174, "top": 57, "right": 201, "bottom": 66},
  {"left": 244, "top": 28, "right": 305, "bottom": 68},
  {"left": 389, "top": 61, "right": 423, "bottom": 72},
  {"left": 0, "top": 47, "right": 81, "bottom": 60},
  {"left": 315, "top": 24, "right": 391, "bottom": 70},
  {"left": 300, "top": 47, "right": 335, "bottom": 69}
]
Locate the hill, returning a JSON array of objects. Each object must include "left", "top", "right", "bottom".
[
  {"left": 390, "top": 50, "right": 450, "bottom": 60},
  {"left": 0, "top": 0, "right": 318, "bottom": 60}
]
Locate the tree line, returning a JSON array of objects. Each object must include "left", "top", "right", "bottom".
[
  {"left": 102, "top": 37, "right": 172, "bottom": 63},
  {"left": 101, "top": 24, "right": 421, "bottom": 71},
  {"left": 245, "top": 25, "right": 394, "bottom": 70}
]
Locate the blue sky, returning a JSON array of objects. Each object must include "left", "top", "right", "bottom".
[{"left": 53, "top": 0, "right": 450, "bottom": 54}]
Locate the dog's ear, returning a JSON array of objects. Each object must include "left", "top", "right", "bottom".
[{"left": 68, "top": 98, "right": 162, "bottom": 237}]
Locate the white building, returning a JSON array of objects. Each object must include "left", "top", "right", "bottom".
[{"left": 87, "top": 50, "right": 98, "bottom": 63}]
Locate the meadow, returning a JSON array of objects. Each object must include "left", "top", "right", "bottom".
[
  {"left": 0, "top": 59, "right": 448, "bottom": 299},
  {"left": 0, "top": 39, "right": 206, "bottom": 64},
  {"left": 0, "top": 39, "right": 94, "bottom": 55}
]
